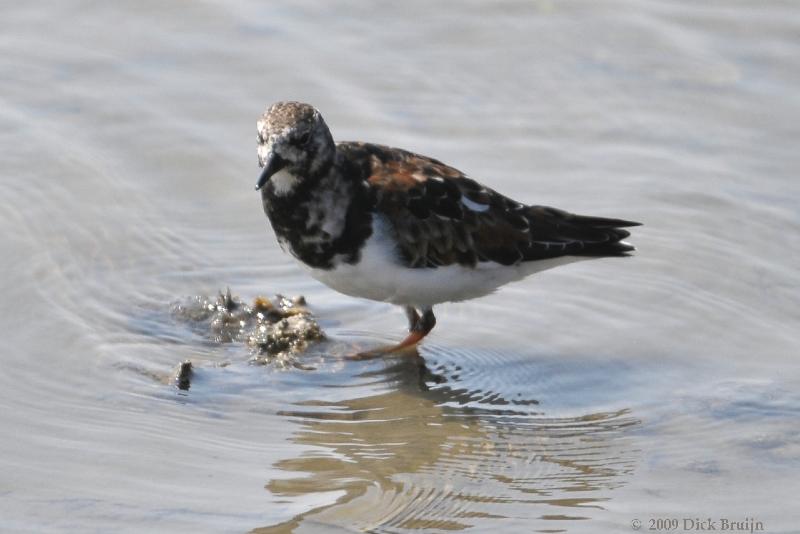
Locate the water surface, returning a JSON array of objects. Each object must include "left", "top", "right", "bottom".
[{"left": 1, "top": 1, "right": 799, "bottom": 532}]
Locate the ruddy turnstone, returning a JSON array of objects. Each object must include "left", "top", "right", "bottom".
[{"left": 255, "top": 101, "right": 640, "bottom": 352}]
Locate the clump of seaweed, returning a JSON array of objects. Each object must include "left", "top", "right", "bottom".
[{"left": 170, "top": 289, "right": 324, "bottom": 365}]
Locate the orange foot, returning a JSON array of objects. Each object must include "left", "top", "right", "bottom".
[{"left": 347, "top": 306, "right": 436, "bottom": 360}]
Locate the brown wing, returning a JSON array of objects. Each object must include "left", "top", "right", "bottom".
[{"left": 339, "top": 142, "right": 640, "bottom": 269}]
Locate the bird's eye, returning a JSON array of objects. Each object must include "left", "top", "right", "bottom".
[{"left": 296, "top": 132, "right": 311, "bottom": 146}]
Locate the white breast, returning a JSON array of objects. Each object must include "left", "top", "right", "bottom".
[
  {"left": 305, "top": 216, "right": 585, "bottom": 307},
  {"left": 269, "top": 169, "right": 300, "bottom": 196}
]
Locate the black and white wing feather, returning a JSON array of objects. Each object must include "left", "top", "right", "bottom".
[{"left": 338, "top": 142, "right": 640, "bottom": 269}]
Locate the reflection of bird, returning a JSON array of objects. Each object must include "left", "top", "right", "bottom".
[
  {"left": 255, "top": 101, "right": 640, "bottom": 351},
  {"left": 255, "top": 351, "right": 639, "bottom": 532}
]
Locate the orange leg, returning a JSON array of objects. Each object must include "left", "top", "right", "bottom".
[
  {"left": 386, "top": 306, "right": 436, "bottom": 352},
  {"left": 348, "top": 306, "right": 436, "bottom": 360},
  {"left": 385, "top": 330, "right": 428, "bottom": 353}
]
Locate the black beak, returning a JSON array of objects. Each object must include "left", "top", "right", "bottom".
[{"left": 255, "top": 152, "right": 287, "bottom": 191}]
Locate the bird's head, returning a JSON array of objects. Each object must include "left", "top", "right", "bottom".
[{"left": 255, "top": 101, "right": 335, "bottom": 195}]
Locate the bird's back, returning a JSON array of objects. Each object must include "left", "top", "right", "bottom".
[{"left": 336, "top": 141, "right": 640, "bottom": 270}]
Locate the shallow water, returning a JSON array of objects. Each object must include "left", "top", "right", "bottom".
[{"left": 1, "top": 1, "right": 799, "bottom": 532}]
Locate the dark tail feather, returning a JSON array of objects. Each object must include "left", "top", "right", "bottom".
[
  {"left": 572, "top": 225, "right": 638, "bottom": 257},
  {"left": 579, "top": 240, "right": 637, "bottom": 257},
  {"left": 521, "top": 205, "right": 641, "bottom": 260},
  {"left": 569, "top": 214, "right": 642, "bottom": 229}
]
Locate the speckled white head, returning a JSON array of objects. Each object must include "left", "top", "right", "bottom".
[{"left": 256, "top": 102, "right": 336, "bottom": 195}]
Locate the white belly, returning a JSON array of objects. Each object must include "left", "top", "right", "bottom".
[{"left": 306, "top": 216, "right": 584, "bottom": 307}]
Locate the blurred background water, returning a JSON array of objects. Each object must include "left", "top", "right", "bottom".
[{"left": 1, "top": 1, "right": 799, "bottom": 532}]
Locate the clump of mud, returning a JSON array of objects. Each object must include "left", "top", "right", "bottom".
[{"left": 170, "top": 289, "right": 325, "bottom": 366}]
